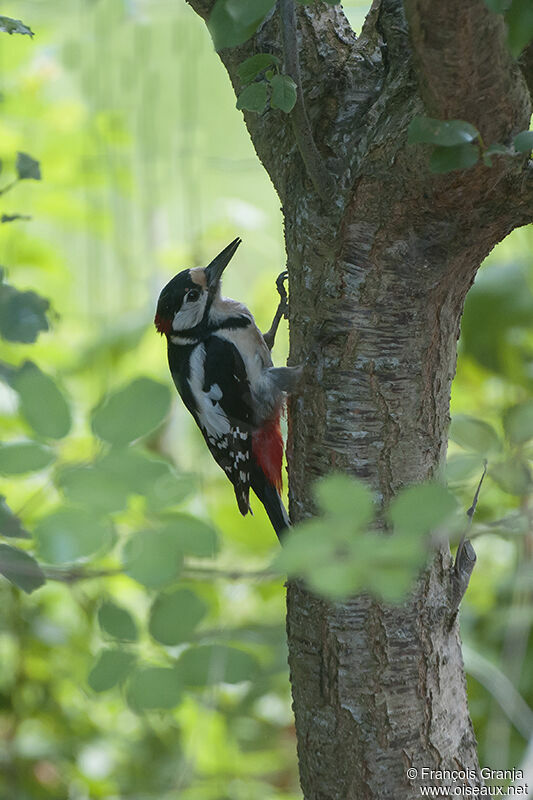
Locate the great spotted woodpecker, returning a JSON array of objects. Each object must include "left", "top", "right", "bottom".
[{"left": 154, "top": 238, "right": 300, "bottom": 539}]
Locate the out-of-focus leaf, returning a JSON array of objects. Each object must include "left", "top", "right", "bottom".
[
  {"left": 13, "top": 362, "right": 71, "bottom": 439},
  {"left": 0, "top": 16, "right": 34, "bottom": 37},
  {"left": 513, "top": 130, "right": 533, "bottom": 154},
  {"left": 157, "top": 515, "right": 218, "bottom": 558},
  {"left": 490, "top": 460, "right": 532, "bottom": 496},
  {"left": 208, "top": 0, "right": 276, "bottom": 50},
  {"left": 0, "top": 543, "right": 45, "bottom": 593},
  {"left": 484, "top": 0, "right": 510, "bottom": 12},
  {"left": 88, "top": 649, "right": 136, "bottom": 693},
  {"left": 449, "top": 415, "right": 501, "bottom": 455},
  {"left": 98, "top": 602, "right": 138, "bottom": 642},
  {"left": 56, "top": 464, "right": 130, "bottom": 514},
  {"left": 91, "top": 377, "right": 171, "bottom": 446},
  {"left": 236, "top": 82, "right": 268, "bottom": 113},
  {"left": 408, "top": 117, "right": 479, "bottom": 147},
  {"left": 0, "top": 277, "right": 49, "bottom": 343},
  {"left": 430, "top": 143, "right": 479, "bottom": 173},
  {"left": 0, "top": 441, "right": 54, "bottom": 475},
  {"left": 388, "top": 482, "right": 459, "bottom": 535},
  {"left": 446, "top": 453, "right": 486, "bottom": 484},
  {"left": 123, "top": 529, "right": 182, "bottom": 589},
  {"left": 0, "top": 496, "right": 30, "bottom": 538},
  {"left": 35, "top": 507, "right": 112, "bottom": 565},
  {"left": 503, "top": 401, "right": 533, "bottom": 444},
  {"left": 16, "top": 152, "right": 41, "bottom": 180},
  {"left": 314, "top": 473, "right": 374, "bottom": 526},
  {"left": 57, "top": 448, "right": 192, "bottom": 514},
  {"left": 149, "top": 588, "right": 207, "bottom": 646},
  {"left": 1, "top": 214, "right": 32, "bottom": 223},
  {"left": 461, "top": 262, "right": 533, "bottom": 383},
  {"left": 270, "top": 74, "right": 297, "bottom": 113},
  {"left": 176, "top": 645, "right": 260, "bottom": 687},
  {"left": 237, "top": 53, "right": 279, "bottom": 84},
  {"left": 127, "top": 667, "right": 182, "bottom": 711},
  {"left": 506, "top": 0, "right": 533, "bottom": 57}
]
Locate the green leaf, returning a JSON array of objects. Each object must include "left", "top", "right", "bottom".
[
  {"left": 484, "top": 0, "right": 511, "bottom": 11},
  {"left": 0, "top": 543, "right": 45, "bottom": 593},
  {"left": 513, "top": 130, "right": 533, "bottom": 154},
  {"left": 506, "top": 0, "right": 533, "bottom": 58},
  {"left": 0, "top": 442, "right": 54, "bottom": 475},
  {"left": 1, "top": 214, "right": 32, "bottom": 224},
  {"left": 461, "top": 262, "right": 533, "bottom": 381},
  {"left": 0, "top": 16, "right": 34, "bottom": 37},
  {"left": 149, "top": 588, "right": 207, "bottom": 646},
  {"left": 449, "top": 415, "right": 501, "bottom": 455},
  {"left": 157, "top": 515, "right": 218, "bottom": 558},
  {"left": 0, "top": 496, "right": 30, "bottom": 538},
  {"left": 0, "top": 278, "right": 49, "bottom": 343},
  {"left": 503, "top": 401, "right": 533, "bottom": 444},
  {"left": 58, "top": 448, "right": 193, "bottom": 514},
  {"left": 236, "top": 82, "right": 268, "bottom": 113},
  {"left": 98, "top": 602, "right": 138, "bottom": 642},
  {"left": 408, "top": 117, "right": 479, "bottom": 147},
  {"left": 237, "top": 53, "right": 279, "bottom": 84},
  {"left": 445, "top": 453, "right": 486, "bottom": 484},
  {"left": 88, "top": 649, "right": 136, "bottom": 693},
  {"left": 388, "top": 482, "right": 459, "bottom": 536},
  {"left": 176, "top": 645, "right": 259, "bottom": 687},
  {"left": 208, "top": 0, "right": 276, "bottom": 50},
  {"left": 16, "top": 152, "right": 41, "bottom": 181},
  {"left": 35, "top": 507, "right": 112, "bottom": 565},
  {"left": 13, "top": 362, "right": 71, "bottom": 439},
  {"left": 429, "top": 143, "right": 480, "bottom": 173},
  {"left": 485, "top": 142, "right": 510, "bottom": 156},
  {"left": 269, "top": 74, "right": 297, "bottom": 113},
  {"left": 123, "top": 529, "right": 183, "bottom": 589},
  {"left": 91, "top": 377, "right": 171, "bottom": 446},
  {"left": 56, "top": 464, "right": 130, "bottom": 514},
  {"left": 127, "top": 667, "right": 182, "bottom": 711},
  {"left": 490, "top": 460, "right": 532, "bottom": 496},
  {"left": 313, "top": 474, "right": 374, "bottom": 527}
]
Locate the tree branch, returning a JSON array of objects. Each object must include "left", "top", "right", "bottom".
[
  {"left": 403, "top": 0, "right": 531, "bottom": 143},
  {"left": 279, "top": 0, "right": 335, "bottom": 203}
]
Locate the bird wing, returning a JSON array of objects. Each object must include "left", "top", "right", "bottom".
[{"left": 190, "top": 335, "right": 254, "bottom": 515}]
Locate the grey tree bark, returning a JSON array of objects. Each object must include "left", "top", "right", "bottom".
[{"left": 186, "top": 0, "right": 533, "bottom": 797}]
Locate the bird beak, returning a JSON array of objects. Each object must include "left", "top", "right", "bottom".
[{"left": 205, "top": 237, "right": 241, "bottom": 290}]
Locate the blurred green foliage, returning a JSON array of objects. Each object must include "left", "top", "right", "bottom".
[{"left": 0, "top": 2, "right": 532, "bottom": 799}]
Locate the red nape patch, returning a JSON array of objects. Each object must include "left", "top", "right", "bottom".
[
  {"left": 154, "top": 314, "right": 172, "bottom": 335},
  {"left": 252, "top": 413, "right": 283, "bottom": 491}
]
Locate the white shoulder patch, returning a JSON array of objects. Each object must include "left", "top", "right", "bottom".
[{"left": 189, "top": 345, "right": 231, "bottom": 437}]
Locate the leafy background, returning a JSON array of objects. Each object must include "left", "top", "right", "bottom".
[{"left": 0, "top": 1, "right": 532, "bottom": 798}]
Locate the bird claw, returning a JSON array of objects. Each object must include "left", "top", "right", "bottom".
[{"left": 275, "top": 271, "right": 289, "bottom": 318}]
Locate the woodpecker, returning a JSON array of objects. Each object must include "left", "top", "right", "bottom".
[{"left": 154, "top": 238, "right": 300, "bottom": 540}]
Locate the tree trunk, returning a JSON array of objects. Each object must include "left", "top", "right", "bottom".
[{"left": 186, "top": 0, "right": 533, "bottom": 796}]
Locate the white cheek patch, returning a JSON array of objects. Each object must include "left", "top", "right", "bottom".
[{"left": 172, "top": 293, "right": 207, "bottom": 331}]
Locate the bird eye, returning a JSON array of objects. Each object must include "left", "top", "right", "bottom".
[{"left": 187, "top": 289, "right": 200, "bottom": 303}]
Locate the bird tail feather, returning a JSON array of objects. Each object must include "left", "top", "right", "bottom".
[{"left": 250, "top": 463, "right": 289, "bottom": 541}]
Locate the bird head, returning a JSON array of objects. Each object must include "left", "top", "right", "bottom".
[{"left": 154, "top": 237, "right": 241, "bottom": 335}]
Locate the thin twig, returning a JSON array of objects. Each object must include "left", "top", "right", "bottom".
[
  {"left": 0, "top": 179, "right": 19, "bottom": 197},
  {"left": 449, "top": 460, "right": 487, "bottom": 618},
  {"left": 279, "top": 0, "right": 335, "bottom": 203}
]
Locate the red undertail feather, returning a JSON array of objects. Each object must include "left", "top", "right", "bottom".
[{"left": 252, "top": 413, "right": 283, "bottom": 492}]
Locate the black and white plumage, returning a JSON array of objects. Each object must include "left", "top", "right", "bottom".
[{"left": 154, "top": 238, "right": 300, "bottom": 539}]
